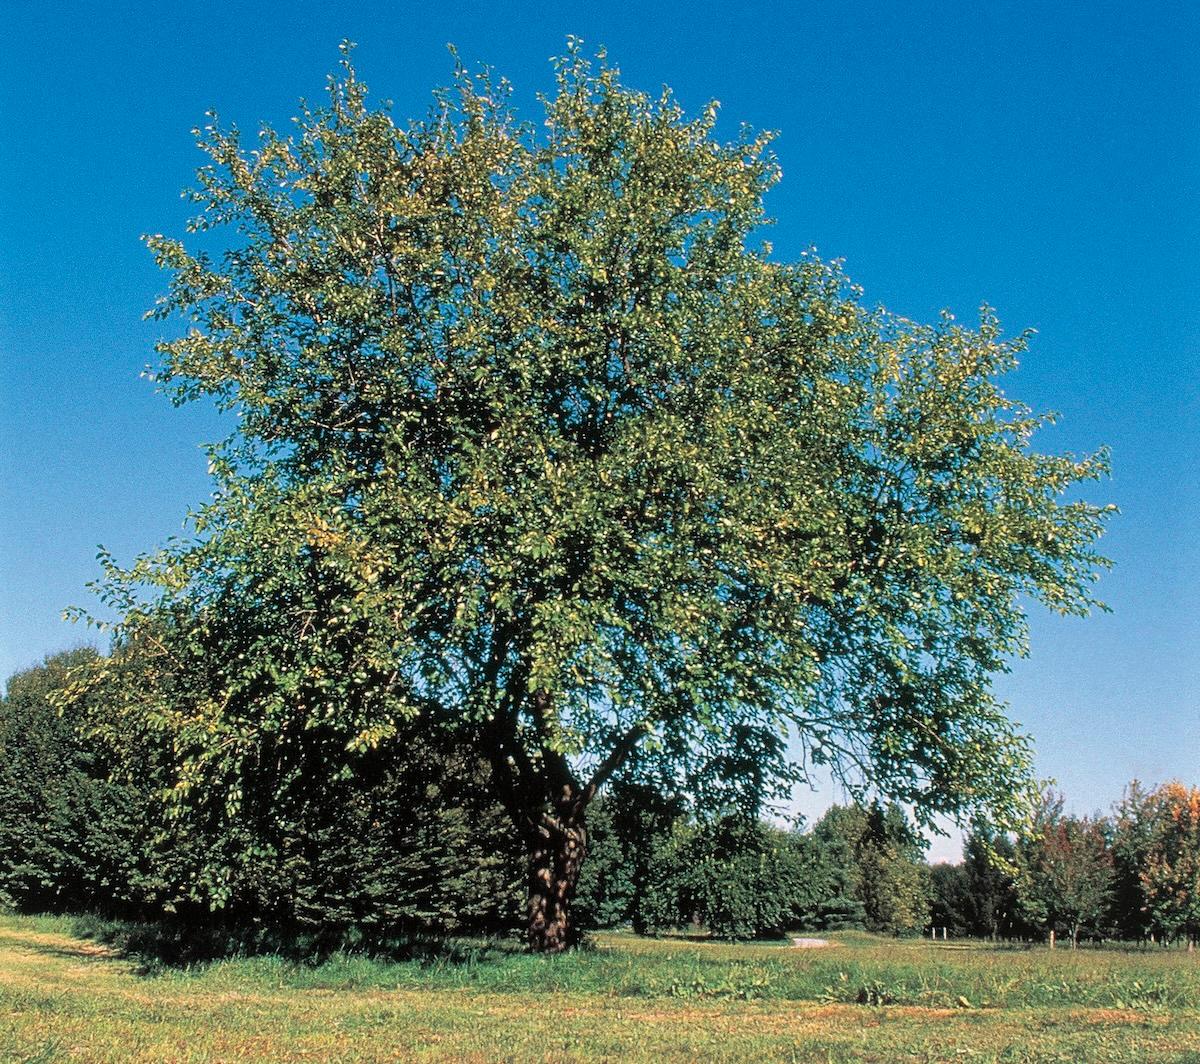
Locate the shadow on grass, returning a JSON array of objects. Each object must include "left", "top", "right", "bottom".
[
  {"left": 65, "top": 912, "right": 525, "bottom": 973},
  {"left": 644, "top": 930, "right": 793, "bottom": 947},
  {"left": 1, "top": 933, "right": 121, "bottom": 964}
]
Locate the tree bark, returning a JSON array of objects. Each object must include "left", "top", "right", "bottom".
[{"left": 526, "top": 816, "right": 587, "bottom": 952}]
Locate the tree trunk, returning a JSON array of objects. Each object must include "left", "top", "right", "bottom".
[{"left": 526, "top": 817, "right": 587, "bottom": 953}]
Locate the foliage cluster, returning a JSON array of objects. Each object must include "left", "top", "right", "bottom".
[{"left": 0, "top": 651, "right": 525, "bottom": 941}]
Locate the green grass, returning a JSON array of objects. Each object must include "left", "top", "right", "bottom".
[{"left": 1, "top": 912, "right": 1198, "bottom": 1062}]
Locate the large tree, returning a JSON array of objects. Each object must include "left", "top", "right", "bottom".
[{"left": 73, "top": 43, "right": 1112, "bottom": 950}]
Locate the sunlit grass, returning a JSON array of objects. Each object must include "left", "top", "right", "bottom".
[{"left": 2, "top": 912, "right": 1198, "bottom": 1062}]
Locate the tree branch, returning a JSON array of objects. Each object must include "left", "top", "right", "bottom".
[{"left": 582, "top": 720, "right": 648, "bottom": 805}]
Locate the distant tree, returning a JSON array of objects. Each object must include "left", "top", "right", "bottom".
[
  {"left": 1017, "top": 793, "right": 1113, "bottom": 948},
  {"left": 928, "top": 863, "right": 972, "bottom": 937},
  {"left": 570, "top": 796, "right": 631, "bottom": 930},
  {"left": 1139, "top": 782, "right": 1200, "bottom": 949},
  {"left": 794, "top": 805, "right": 868, "bottom": 931},
  {"left": 963, "top": 826, "right": 1022, "bottom": 939},
  {"left": 793, "top": 803, "right": 929, "bottom": 934},
  {"left": 781, "top": 825, "right": 859, "bottom": 932},
  {"left": 261, "top": 738, "right": 526, "bottom": 937},
  {"left": 638, "top": 813, "right": 809, "bottom": 939},
  {"left": 856, "top": 805, "right": 931, "bottom": 935},
  {"left": 573, "top": 781, "right": 685, "bottom": 931},
  {"left": 71, "top": 43, "right": 1113, "bottom": 950},
  {"left": 1109, "top": 780, "right": 1156, "bottom": 940}
]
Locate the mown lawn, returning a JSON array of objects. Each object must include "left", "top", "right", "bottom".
[{"left": 2, "top": 913, "right": 1198, "bottom": 1062}]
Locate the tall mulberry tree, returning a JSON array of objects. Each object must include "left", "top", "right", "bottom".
[{"left": 75, "top": 43, "right": 1112, "bottom": 950}]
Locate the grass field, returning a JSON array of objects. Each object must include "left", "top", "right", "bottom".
[{"left": 2, "top": 913, "right": 1198, "bottom": 1062}]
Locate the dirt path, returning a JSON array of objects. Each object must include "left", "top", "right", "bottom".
[{"left": 791, "top": 937, "right": 829, "bottom": 949}]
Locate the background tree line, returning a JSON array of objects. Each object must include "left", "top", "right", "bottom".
[
  {"left": 0, "top": 650, "right": 927, "bottom": 941},
  {"left": 930, "top": 785, "right": 1200, "bottom": 949},
  {"left": 4, "top": 650, "right": 1196, "bottom": 949}
]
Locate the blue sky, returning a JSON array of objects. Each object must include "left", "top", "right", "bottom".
[{"left": 2, "top": 1, "right": 1196, "bottom": 856}]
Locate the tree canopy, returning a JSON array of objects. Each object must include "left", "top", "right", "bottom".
[{"left": 71, "top": 42, "right": 1112, "bottom": 949}]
